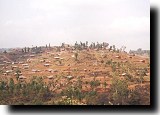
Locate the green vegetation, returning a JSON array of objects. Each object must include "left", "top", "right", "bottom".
[
  {"left": 0, "top": 75, "right": 149, "bottom": 105},
  {"left": 74, "top": 52, "right": 78, "bottom": 61},
  {"left": 111, "top": 76, "right": 128, "bottom": 105}
]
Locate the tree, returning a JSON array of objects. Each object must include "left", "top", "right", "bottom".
[
  {"left": 22, "top": 49, "right": 24, "bottom": 53},
  {"left": 116, "top": 49, "right": 120, "bottom": 53},
  {"left": 39, "top": 47, "right": 42, "bottom": 51},
  {"left": 96, "top": 93, "right": 109, "bottom": 105},
  {"left": 129, "top": 50, "right": 133, "bottom": 54},
  {"left": 137, "top": 48, "right": 142, "bottom": 52},
  {"left": 128, "top": 89, "right": 141, "bottom": 105},
  {"left": 80, "top": 41, "right": 82, "bottom": 46},
  {"left": 27, "top": 47, "right": 30, "bottom": 52},
  {"left": 57, "top": 46, "right": 61, "bottom": 52},
  {"left": 93, "top": 43, "right": 95, "bottom": 49},
  {"left": 58, "top": 60, "right": 62, "bottom": 65},
  {"left": 90, "top": 80, "right": 100, "bottom": 91},
  {"left": 76, "top": 77, "right": 83, "bottom": 102},
  {"left": 77, "top": 77, "right": 82, "bottom": 90},
  {"left": 16, "top": 69, "right": 21, "bottom": 81},
  {"left": 9, "top": 78, "right": 15, "bottom": 94},
  {"left": 139, "top": 70, "right": 145, "bottom": 87},
  {"left": 136, "top": 48, "right": 142, "bottom": 55},
  {"left": 86, "top": 41, "right": 88, "bottom": 47},
  {"left": 103, "top": 42, "right": 109, "bottom": 48},
  {"left": 111, "top": 76, "right": 129, "bottom": 105},
  {"left": 24, "top": 47, "right": 27, "bottom": 53},
  {"left": 62, "top": 43, "right": 64, "bottom": 48},
  {"left": 83, "top": 43, "right": 85, "bottom": 49},
  {"left": 103, "top": 81, "right": 107, "bottom": 91},
  {"left": 3, "top": 50, "right": 7, "bottom": 54},
  {"left": 0, "top": 81, "right": 6, "bottom": 91},
  {"left": 109, "top": 46, "right": 112, "bottom": 51},
  {"left": 74, "top": 52, "right": 78, "bottom": 61},
  {"left": 122, "top": 46, "right": 126, "bottom": 52},
  {"left": 106, "top": 60, "right": 112, "bottom": 66},
  {"left": 111, "top": 64, "right": 116, "bottom": 72},
  {"left": 113, "top": 45, "right": 116, "bottom": 51}
]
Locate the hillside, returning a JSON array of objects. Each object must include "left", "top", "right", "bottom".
[{"left": 0, "top": 43, "right": 150, "bottom": 105}]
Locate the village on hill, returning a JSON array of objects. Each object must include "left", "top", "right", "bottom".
[{"left": 0, "top": 41, "right": 150, "bottom": 105}]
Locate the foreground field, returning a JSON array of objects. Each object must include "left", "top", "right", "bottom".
[{"left": 0, "top": 45, "right": 150, "bottom": 105}]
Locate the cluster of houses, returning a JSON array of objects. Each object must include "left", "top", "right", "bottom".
[{"left": 0, "top": 42, "right": 150, "bottom": 94}]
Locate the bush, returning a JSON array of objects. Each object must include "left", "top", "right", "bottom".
[
  {"left": 111, "top": 64, "right": 116, "bottom": 72},
  {"left": 110, "top": 76, "right": 129, "bottom": 105},
  {"left": 106, "top": 60, "right": 112, "bottom": 65}
]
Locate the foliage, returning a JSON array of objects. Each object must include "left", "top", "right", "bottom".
[
  {"left": 90, "top": 80, "right": 100, "bottom": 91},
  {"left": 9, "top": 78, "right": 15, "bottom": 93},
  {"left": 110, "top": 76, "right": 129, "bottom": 105},
  {"left": 74, "top": 52, "right": 78, "bottom": 61},
  {"left": 111, "top": 64, "right": 116, "bottom": 72},
  {"left": 106, "top": 60, "right": 112, "bottom": 65}
]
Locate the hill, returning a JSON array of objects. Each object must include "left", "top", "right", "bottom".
[{"left": 0, "top": 42, "right": 150, "bottom": 105}]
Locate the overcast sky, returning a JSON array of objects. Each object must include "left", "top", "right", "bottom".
[{"left": 0, "top": 0, "right": 150, "bottom": 51}]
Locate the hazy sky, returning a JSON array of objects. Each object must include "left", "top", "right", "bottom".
[{"left": 0, "top": 0, "right": 150, "bottom": 51}]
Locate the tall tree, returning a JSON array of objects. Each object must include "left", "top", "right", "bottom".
[
  {"left": 24, "top": 47, "right": 27, "bottom": 53},
  {"left": 113, "top": 45, "right": 116, "bottom": 51},
  {"left": 109, "top": 46, "right": 112, "bottom": 51},
  {"left": 111, "top": 76, "right": 128, "bottom": 105},
  {"left": 74, "top": 52, "right": 78, "bottom": 61},
  {"left": 27, "top": 47, "right": 30, "bottom": 52},
  {"left": 9, "top": 78, "right": 15, "bottom": 93},
  {"left": 86, "top": 41, "right": 88, "bottom": 47},
  {"left": 22, "top": 49, "right": 24, "bottom": 53}
]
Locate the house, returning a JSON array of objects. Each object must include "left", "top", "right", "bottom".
[
  {"left": 115, "top": 56, "right": 121, "bottom": 58},
  {"left": 47, "top": 75, "right": 54, "bottom": 79},
  {"left": 66, "top": 76, "right": 73, "bottom": 79},
  {"left": 19, "top": 75, "right": 27, "bottom": 79},
  {"left": 44, "top": 64, "right": 50, "bottom": 67},
  {"left": 22, "top": 64, "right": 29, "bottom": 66},
  {"left": 30, "top": 55, "right": 35, "bottom": 57},
  {"left": 139, "top": 60, "right": 145, "bottom": 63},
  {"left": 23, "top": 66, "right": 29, "bottom": 69},
  {"left": 54, "top": 57, "right": 60, "bottom": 59}
]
